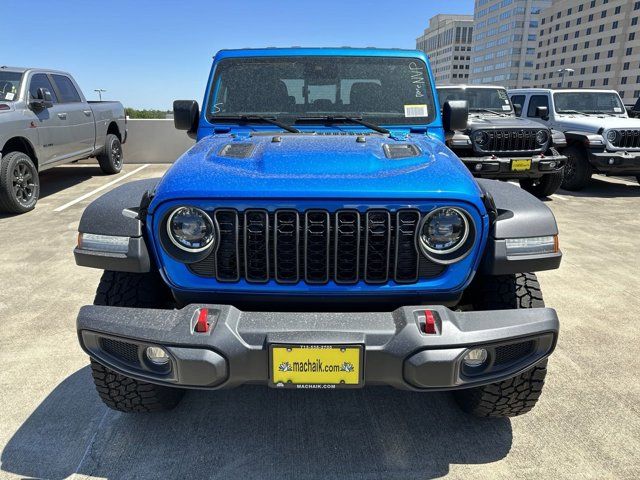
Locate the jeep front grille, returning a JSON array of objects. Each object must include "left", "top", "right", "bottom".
[
  {"left": 189, "top": 208, "right": 445, "bottom": 285},
  {"left": 611, "top": 129, "right": 640, "bottom": 149},
  {"left": 476, "top": 129, "right": 542, "bottom": 153}
]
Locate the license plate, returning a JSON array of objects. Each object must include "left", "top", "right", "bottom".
[
  {"left": 270, "top": 345, "right": 363, "bottom": 388},
  {"left": 511, "top": 159, "right": 532, "bottom": 171}
]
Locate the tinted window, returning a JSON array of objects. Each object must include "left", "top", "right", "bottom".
[
  {"left": 207, "top": 56, "right": 436, "bottom": 126},
  {"left": 52, "top": 74, "right": 81, "bottom": 103},
  {"left": 29, "top": 74, "right": 58, "bottom": 103},
  {"left": 527, "top": 95, "right": 549, "bottom": 117},
  {"left": 510, "top": 95, "right": 526, "bottom": 116}
]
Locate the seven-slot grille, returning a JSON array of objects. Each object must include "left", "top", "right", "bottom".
[
  {"left": 475, "top": 129, "right": 542, "bottom": 153},
  {"left": 610, "top": 129, "right": 640, "bottom": 149},
  {"left": 189, "top": 209, "right": 445, "bottom": 285}
]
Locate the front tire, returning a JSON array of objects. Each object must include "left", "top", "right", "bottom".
[
  {"left": 519, "top": 170, "right": 564, "bottom": 198},
  {"left": 90, "top": 271, "right": 184, "bottom": 413},
  {"left": 0, "top": 151, "right": 40, "bottom": 214},
  {"left": 454, "top": 273, "right": 549, "bottom": 417},
  {"left": 97, "top": 134, "right": 124, "bottom": 174},
  {"left": 561, "top": 145, "right": 592, "bottom": 191}
]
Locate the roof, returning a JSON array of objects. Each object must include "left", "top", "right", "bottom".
[
  {"left": 213, "top": 47, "right": 426, "bottom": 60},
  {"left": 437, "top": 85, "right": 506, "bottom": 90},
  {"left": 0, "top": 66, "right": 70, "bottom": 75},
  {"left": 508, "top": 88, "right": 620, "bottom": 95}
]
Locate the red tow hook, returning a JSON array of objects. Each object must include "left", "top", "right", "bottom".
[
  {"left": 424, "top": 310, "right": 437, "bottom": 334},
  {"left": 195, "top": 308, "right": 210, "bottom": 333}
]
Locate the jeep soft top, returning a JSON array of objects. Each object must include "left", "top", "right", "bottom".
[
  {"left": 74, "top": 48, "right": 561, "bottom": 417},
  {"left": 437, "top": 85, "right": 567, "bottom": 198}
]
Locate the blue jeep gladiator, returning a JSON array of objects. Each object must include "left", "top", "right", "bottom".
[{"left": 74, "top": 48, "right": 561, "bottom": 417}]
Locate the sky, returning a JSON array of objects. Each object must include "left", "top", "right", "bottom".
[{"left": 1, "top": 0, "right": 474, "bottom": 109}]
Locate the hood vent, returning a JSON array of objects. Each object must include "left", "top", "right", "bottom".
[
  {"left": 383, "top": 144, "right": 421, "bottom": 159},
  {"left": 219, "top": 143, "right": 256, "bottom": 159}
]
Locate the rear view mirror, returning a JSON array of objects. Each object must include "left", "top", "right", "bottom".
[
  {"left": 173, "top": 100, "right": 199, "bottom": 139},
  {"left": 29, "top": 87, "right": 53, "bottom": 111},
  {"left": 535, "top": 106, "right": 549, "bottom": 120},
  {"left": 442, "top": 100, "right": 469, "bottom": 132},
  {"left": 513, "top": 103, "right": 522, "bottom": 117}
]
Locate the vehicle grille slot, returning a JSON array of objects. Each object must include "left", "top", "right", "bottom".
[
  {"left": 494, "top": 340, "right": 535, "bottom": 366},
  {"left": 304, "top": 210, "right": 330, "bottom": 283},
  {"left": 244, "top": 210, "right": 269, "bottom": 282},
  {"left": 335, "top": 210, "right": 361, "bottom": 284},
  {"left": 394, "top": 210, "right": 420, "bottom": 283},
  {"left": 214, "top": 209, "right": 240, "bottom": 281},
  {"left": 365, "top": 210, "right": 391, "bottom": 283},
  {"left": 274, "top": 210, "right": 300, "bottom": 283}
]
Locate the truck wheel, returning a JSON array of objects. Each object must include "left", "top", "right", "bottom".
[
  {"left": 97, "top": 134, "right": 124, "bottom": 174},
  {"left": 519, "top": 171, "right": 564, "bottom": 198},
  {"left": 453, "top": 273, "right": 549, "bottom": 417},
  {"left": 561, "top": 145, "right": 592, "bottom": 191},
  {"left": 0, "top": 151, "right": 40, "bottom": 214},
  {"left": 90, "top": 271, "right": 184, "bottom": 413}
]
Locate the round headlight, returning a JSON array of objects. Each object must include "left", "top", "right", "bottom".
[
  {"left": 418, "top": 207, "right": 470, "bottom": 262},
  {"left": 535, "top": 130, "right": 549, "bottom": 145},
  {"left": 473, "top": 131, "right": 488, "bottom": 146},
  {"left": 606, "top": 130, "right": 618, "bottom": 143},
  {"left": 167, "top": 207, "right": 215, "bottom": 252}
]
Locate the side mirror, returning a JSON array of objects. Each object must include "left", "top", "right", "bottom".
[
  {"left": 513, "top": 103, "right": 522, "bottom": 117},
  {"left": 173, "top": 100, "right": 199, "bottom": 138},
  {"left": 535, "top": 106, "right": 549, "bottom": 120},
  {"left": 442, "top": 100, "right": 469, "bottom": 132},
  {"left": 30, "top": 87, "right": 53, "bottom": 111}
]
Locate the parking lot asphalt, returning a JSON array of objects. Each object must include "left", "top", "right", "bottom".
[{"left": 0, "top": 162, "right": 639, "bottom": 480}]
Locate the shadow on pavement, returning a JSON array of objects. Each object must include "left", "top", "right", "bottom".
[
  {"left": 2, "top": 367, "right": 513, "bottom": 480},
  {"left": 38, "top": 165, "right": 108, "bottom": 200},
  {"left": 557, "top": 177, "right": 640, "bottom": 198}
]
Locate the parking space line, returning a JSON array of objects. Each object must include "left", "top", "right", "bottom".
[
  {"left": 593, "top": 175, "right": 639, "bottom": 187},
  {"left": 53, "top": 164, "right": 149, "bottom": 212}
]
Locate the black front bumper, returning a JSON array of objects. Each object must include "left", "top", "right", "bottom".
[
  {"left": 588, "top": 150, "right": 640, "bottom": 174},
  {"left": 77, "top": 304, "right": 559, "bottom": 391},
  {"left": 459, "top": 152, "right": 566, "bottom": 179}
]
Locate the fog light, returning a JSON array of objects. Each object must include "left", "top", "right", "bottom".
[
  {"left": 608, "top": 158, "right": 615, "bottom": 165},
  {"left": 463, "top": 348, "right": 488, "bottom": 367},
  {"left": 549, "top": 161, "right": 557, "bottom": 169},
  {"left": 475, "top": 163, "right": 483, "bottom": 171},
  {"left": 145, "top": 346, "right": 169, "bottom": 365}
]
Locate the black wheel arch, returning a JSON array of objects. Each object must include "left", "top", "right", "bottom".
[{"left": 1, "top": 136, "right": 39, "bottom": 170}]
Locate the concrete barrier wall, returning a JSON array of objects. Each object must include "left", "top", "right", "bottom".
[{"left": 123, "top": 119, "right": 194, "bottom": 163}]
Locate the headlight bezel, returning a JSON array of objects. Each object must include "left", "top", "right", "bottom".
[
  {"left": 160, "top": 206, "right": 217, "bottom": 262},
  {"left": 472, "top": 130, "right": 489, "bottom": 147},
  {"left": 535, "top": 129, "right": 549, "bottom": 146},
  {"left": 606, "top": 129, "right": 618, "bottom": 144},
  {"left": 416, "top": 207, "right": 476, "bottom": 265}
]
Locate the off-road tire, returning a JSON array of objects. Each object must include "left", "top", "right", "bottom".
[
  {"left": 519, "top": 170, "right": 564, "bottom": 198},
  {"left": 454, "top": 273, "right": 549, "bottom": 417},
  {"left": 97, "top": 134, "right": 124, "bottom": 174},
  {"left": 90, "top": 271, "right": 184, "bottom": 413},
  {"left": 0, "top": 151, "right": 40, "bottom": 213},
  {"left": 561, "top": 145, "right": 592, "bottom": 191}
]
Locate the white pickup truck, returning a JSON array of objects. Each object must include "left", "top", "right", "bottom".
[
  {"left": 0, "top": 67, "right": 127, "bottom": 213},
  {"left": 509, "top": 88, "right": 640, "bottom": 190}
]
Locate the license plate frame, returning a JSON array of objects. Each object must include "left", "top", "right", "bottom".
[
  {"left": 268, "top": 344, "right": 364, "bottom": 389},
  {"left": 511, "top": 158, "right": 532, "bottom": 171}
]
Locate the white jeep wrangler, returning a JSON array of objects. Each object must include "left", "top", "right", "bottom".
[{"left": 509, "top": 88, "right": 640, "bottom": 190}]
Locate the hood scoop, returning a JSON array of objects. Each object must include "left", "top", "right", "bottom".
[
  {"left": 383, "top": 143, "right": 421, "bottom": 159},
  {"left": 219, "top": 143, "right": 256, "bottom": 159}
]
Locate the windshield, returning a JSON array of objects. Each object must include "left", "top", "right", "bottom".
[
  {"left": 0, "top": 71, "right": 22, "bottom": 101},
  {"left": 554, "top": 92, "right": 625, "bottom": 114},
  {"left": 207, "top": 56, "right": 436, "bottom": 125},
  {"left": 437, "top": 87, "right": 513, "bottom": 113}
]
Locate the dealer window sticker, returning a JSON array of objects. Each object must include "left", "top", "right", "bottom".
[
  {"left": 404, "top": 104, "right": 428, "bottom": 118},
  {"left": 4, "top": 92, "right": 14, "bottom": 100}
]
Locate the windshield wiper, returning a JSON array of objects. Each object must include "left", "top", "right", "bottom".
[
  {"left": 211, "top": 115, "right": 300, "bottom": 133},
  {"left": 296, "top": 116, "right": 390, "bottom": 134},
  {"left": 470, "top": 108, "right": 508, "bottom": 116},
  {"left": 558, "top": 109, "right": 593, "bottom": 116}
]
